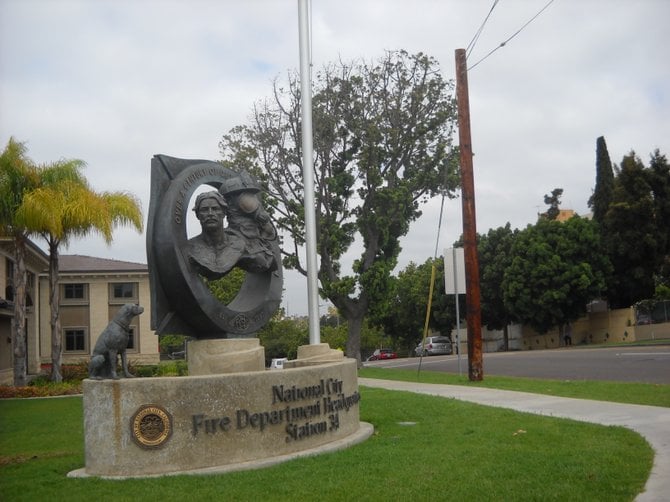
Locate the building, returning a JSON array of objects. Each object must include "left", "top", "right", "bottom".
[
  {"left": 39, "top": 255, "right": 158, "bottom": 369},
  {"left": 0, "top": 237, "right": 158, "bottom": 385},
  {"left": 0, "top": 238, "right": 49, "bottom": 384}
]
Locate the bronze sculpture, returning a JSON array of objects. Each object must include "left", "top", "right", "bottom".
[{"left": 147, "top": 155, "right": 283, "bottom": 339}]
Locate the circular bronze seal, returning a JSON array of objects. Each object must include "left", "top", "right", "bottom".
[{"left": 131, "top": 405, "right": 172, "bottom": 449}]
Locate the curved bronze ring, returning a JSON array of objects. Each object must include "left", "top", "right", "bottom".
[{"left": 148, "top": 156, "right": 282, "bottom": 338}]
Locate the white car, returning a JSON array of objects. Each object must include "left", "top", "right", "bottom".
[
  {"left": 270, "top": 358, "right": 288, "bottom": 369},
  {"left": 415, "top": 336, "right": 452, "bottom": 356}
]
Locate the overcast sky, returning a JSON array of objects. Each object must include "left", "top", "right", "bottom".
[{"left": 1, "top": 0, "right": 668, "bottom": 315}]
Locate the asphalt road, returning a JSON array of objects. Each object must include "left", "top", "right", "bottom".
[{"left": 363, "top": 345, "right": 670, "bottom": 384}]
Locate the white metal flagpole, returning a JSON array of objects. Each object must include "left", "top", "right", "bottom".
[{"left": 298, "top": 0, "right": 320, "bottom": 344}]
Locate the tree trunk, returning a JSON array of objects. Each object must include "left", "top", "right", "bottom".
[
  {"left": 49, "top": 241, "right": 62, "bottom": 383},
  {"left": 12, "top": 234, "right": 28, "bottom": 387},
  {"left": 344, "top": 314, "right": 364, "bottom": 366}
]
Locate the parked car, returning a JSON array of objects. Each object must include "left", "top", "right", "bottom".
[
  {"left": 415, "top": 336, "right": 452, "bottom": 356},
  {"left": 367, "top": 348, "right": 398, "bottom": 361},
  {"left": 270, "top": 358, "right": 288, "bottom": 369},
  {"left": 636, "top": 314, "right": 652, "bottom": 325}
]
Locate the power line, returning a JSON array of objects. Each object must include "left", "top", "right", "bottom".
[
  {"left": 468, "top": 0, "right": 556, "bottom": 71},
  {"left": 466, "top": 0, "right": 501, "bottom": 58}
]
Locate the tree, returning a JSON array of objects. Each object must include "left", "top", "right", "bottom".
[
  {"left": 502, "top": 217, "right": 610, "bottom": 333},
  {"left": 257, "top": 314, "right": 309, "bottom": 364},
  {"left": 205, "top": 268, "right": 246, "bottom": 304},
  {"left": 219, "top": 51, "right": 459, "bottom": 362},
  {"left": 646, "top": 150, "right": 670, "bottom": 283},
  {"left": 17, "top": 156, "right": 143, "bottom": 382},
  {"left": 0, "top": 138, "right": 39, "bottom": 386},
  {"left": 601, "top": 152, "right": 657, "bottom": 307},
  {"left": 374, "top": 257, "right": 455, "bottom": 353},
  {"left": 542, "top": 188, "right": 563, "bottom": 220},
  {"left": 478, "top": 224, "right": 518, "bottom": 350},
  {"left": 320, "top": 324, "right": 348, "bottom": 351},
  {"left": 588, "top": 136, "right": 614, "bottom": 224}
]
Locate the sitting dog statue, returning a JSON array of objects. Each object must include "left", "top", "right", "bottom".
[{"left": 88, "top": 303, "right": 144, "bottom": 380}]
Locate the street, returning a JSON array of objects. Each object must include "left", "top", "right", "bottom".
[{"left": 363, "top": 345, "right": 670, "bottom": 384}]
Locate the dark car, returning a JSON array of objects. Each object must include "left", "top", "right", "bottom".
[
  {"left": 367, "top": 348, "right": 398, "bottom": 361},
  {"left": 636, "top": 314, "right": 652, "bottom": 325},
  {"left": 415, "top": 336, "right": 452, "bottom": 356}
]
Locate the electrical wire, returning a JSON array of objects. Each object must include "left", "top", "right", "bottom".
[
  {"left": 466, "top": 0, "right": 501, "bottom": 58},
  {"left": 468, "top": 0, "right": 556, "bottom": 71}
]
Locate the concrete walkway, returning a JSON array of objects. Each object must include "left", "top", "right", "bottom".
[{"left": 359, "top": 378, "right": 670, "bottom": 502}]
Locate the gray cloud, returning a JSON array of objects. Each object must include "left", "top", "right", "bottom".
[{"left": 1, "top": 0, "right": 668, "bottom": 315}]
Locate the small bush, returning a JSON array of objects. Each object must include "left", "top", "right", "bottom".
[
  {"left": 156, "top": 360, "right": 188, "bottom": 376},
  {"left": 0, "top": 382, "right": 82, "bottom": 398},
  {"left": 38, "top": 363, "right": 89, "bottom": 382},
  {"left": 61, "top": 363, "right": 89, "bottom": 381},
  {"left": 159, "top": 334, "right": 190, "bottom": 354},
  {"left": 131, "top": 364, "right": 158, "bottom": 377},
  {"left": 28, "top": 375, "right": 51, "bottom": 387},
  {"left": 2, "top": 361, "right": 188, "bottom": 399}
]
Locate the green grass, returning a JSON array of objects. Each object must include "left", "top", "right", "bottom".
[
  {"left": 0, "top": 389, "right": 653, "bottom": 501},
  {"left": 359, "top": 367, "right": 670, "bottom": 408}
]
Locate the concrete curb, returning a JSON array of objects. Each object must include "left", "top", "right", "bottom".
[{"left": 359, "top": 378, "right": 670, "bottom": 502}]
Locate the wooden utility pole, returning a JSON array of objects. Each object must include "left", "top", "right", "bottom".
[{"left": 455, "top": 48, "right": 483, "bottom": 381}]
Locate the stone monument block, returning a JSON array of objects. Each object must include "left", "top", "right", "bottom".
[{"left": 71, "top": 359, "right": 371, "bottom": 478}]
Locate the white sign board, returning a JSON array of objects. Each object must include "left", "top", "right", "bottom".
[{"left": 443, "top": 247, "right": 466, "bottom": 295}]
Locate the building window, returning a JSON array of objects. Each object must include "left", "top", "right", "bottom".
[
  {"left": 26, "top": 272, "right": 34, "bottom": 307},
  {"left": 64, "top": 328, "right": 87, "bottom": 352},
  {"left": 110, "top": 282, "right": 138, "bottom": 302},
  {"left": 127, "top": 327, "right": 136, "bottom": 350},
  {"left": 5, "top": 259, "right": 14, "bottom": 301},
  {"left": 63, "top": 283, "right": 86, "bottom": 301}
]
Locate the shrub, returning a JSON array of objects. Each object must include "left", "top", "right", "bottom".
[
  {"left": 0, "top": 382, "right": 82, "bottom": 398},
  {"left": 1, "top": 361, "right": 188, "bottom": 399},
  {"left": 156, "top": 360, "right": 188, "bottom": 376}
]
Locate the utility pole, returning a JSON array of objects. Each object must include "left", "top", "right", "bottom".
[{"left": 455, "top": 48, "right": 483, "bottom": 381}]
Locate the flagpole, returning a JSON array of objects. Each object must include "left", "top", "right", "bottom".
[{"left": 298, "top": 0, "right": 320, "bottom": 344}]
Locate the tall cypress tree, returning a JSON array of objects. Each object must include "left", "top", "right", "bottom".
[
  {"left": 647, "top": 150, "right": 670, "bottom": 282},
  {"left": 588, "top": 136, "right": 614, "bottom": 224},
  {"left": 602, "top": 152, "right": 657, "bottom": 307}
]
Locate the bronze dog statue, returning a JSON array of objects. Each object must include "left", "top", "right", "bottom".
[{"left": 88, "top": 303, "right": 144, "bottom": 380}]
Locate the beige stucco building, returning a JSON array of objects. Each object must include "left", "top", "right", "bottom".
[
  {"left": 0, "top": 238, "right": 48, "bottom": 384},
  {"left": 1, "top": 237, "right": 158, "bottom": 385}
]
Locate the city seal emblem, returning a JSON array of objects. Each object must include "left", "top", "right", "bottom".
[{"left": 131, "top": 404, "right": 172, "bottom": 449}]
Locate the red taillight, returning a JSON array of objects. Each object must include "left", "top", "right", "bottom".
[{"left": 428, "top": 344, "right": 432, "bottom": 349}]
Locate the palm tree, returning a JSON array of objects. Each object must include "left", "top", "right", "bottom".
[
  {"left": 19, "top": 165, "right": 143, "bottom": 382},
  {"left": 0, "top": 138, "right": 40, "bottom": 386}
]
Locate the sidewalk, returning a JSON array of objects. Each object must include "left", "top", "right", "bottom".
[{"left": 359, "top": 378, "right": 670, "bottom": 502}]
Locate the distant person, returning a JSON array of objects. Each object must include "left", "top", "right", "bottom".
[{"left": 563, "top": 323, "right": 572, "bottom": 346}]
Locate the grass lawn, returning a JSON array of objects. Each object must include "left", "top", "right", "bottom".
[
  {"left": 0, "top": 387, "right": 653, "bottom": 501},
  {"left": 359, "top": 367, "right": 670, "bottom": 408}
]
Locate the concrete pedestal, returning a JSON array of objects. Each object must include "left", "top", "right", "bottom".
[
  {"left": 188, "top": 338, "right": 265, "bottom": 375},
  {"left": 71, "top": 356, "right": 371, "bottom": 478}
]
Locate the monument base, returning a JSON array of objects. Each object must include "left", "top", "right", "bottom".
[
  {"left": 71, "top": 357, "right": 371, "bottom": 478},
  {"left": 286, "top": 343, "right": 344, "bottom": 368},
  {"left": 188, "top": 338, "right": 265, "bottom": 375}
]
